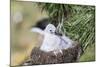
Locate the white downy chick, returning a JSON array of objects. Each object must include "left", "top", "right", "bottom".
[{"left": 31, "top": 23, "right": 73, "bottom": 56}]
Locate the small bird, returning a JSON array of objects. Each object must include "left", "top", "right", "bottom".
[{"left": 31, "top": 20, "right": 74, "bottom": 56}]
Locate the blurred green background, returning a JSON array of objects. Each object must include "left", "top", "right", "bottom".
[{"left": 11, "top": 0, "right": 95, "bottom": 66}]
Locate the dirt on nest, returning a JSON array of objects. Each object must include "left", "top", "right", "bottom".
[{"left": 22, "top": 42, "right": 81, "bottom": 66}]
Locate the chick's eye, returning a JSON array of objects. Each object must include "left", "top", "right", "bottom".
[{"left": 50, "top": 30, "right": 52, "bottom": 32}]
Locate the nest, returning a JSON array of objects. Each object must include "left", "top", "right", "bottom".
[{"left": 21, "top": 41, "right": 81, "bottom": 66}]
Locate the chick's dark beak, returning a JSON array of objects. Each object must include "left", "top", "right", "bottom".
[{"left": 55, "top": 31, "right": 62, "bottom": 36}]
